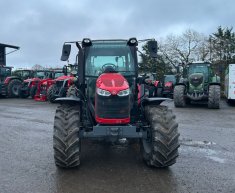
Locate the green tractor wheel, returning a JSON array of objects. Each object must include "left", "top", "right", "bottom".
[
  {"left": 208, "top": 85, "right": 220, "bottom": 109},
  {"left": 174, "top": 85, "right": 186, "bottom": 107}
]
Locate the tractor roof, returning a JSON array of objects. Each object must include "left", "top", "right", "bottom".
[
  {"left": 0, "top": 43, "right": 20, "bottom": 50},
  {"left": 64, "top": 38, "right": 154, "bottom": 46},
  {"left": 189, "top": 61, "right": 211, "bottom": 65}
]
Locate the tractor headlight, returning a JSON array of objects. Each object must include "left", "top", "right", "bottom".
[
  {"left": 117, "top": 88, "right": 130, "bottom": 96},
  {"left": 96, "top": 88, "right": 111, "bottom": 97}
]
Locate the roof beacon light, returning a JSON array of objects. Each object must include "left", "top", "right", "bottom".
[
  {"left": 127, "top": 38, "right": 138, "bottom": 46},
  {"left": 82, "top": 38, "right": 92, "bottom": 47}
]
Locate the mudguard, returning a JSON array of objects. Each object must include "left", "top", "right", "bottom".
[
  {"left": 141, "top": 97, "right": 172, "bottom": 106},
  {"left": 55, "top": 96, "right": 82, "bottom": 104},
  {"left": 4, "top": 76, "right": 22, "bottom": 84}
]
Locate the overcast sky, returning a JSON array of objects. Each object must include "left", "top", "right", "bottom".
[{"left": 0, "top": 0, "right": 234, "bottom": 68}]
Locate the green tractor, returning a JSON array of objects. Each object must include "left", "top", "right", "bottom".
[{"left": 174, "top": 62, "right": 220, "bottom": 108}]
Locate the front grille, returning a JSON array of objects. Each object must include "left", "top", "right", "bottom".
[
  {"left": 96, "top": 94, "right": 130, "bottom": 119},
  {"left": 189, "top": 74, "right": 203, "bottom": 87},
  {"left": 56, "top": 80, "right": 65, "bottom": 87}
]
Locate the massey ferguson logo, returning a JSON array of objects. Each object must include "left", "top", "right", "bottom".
[{"left": 112, "top": 90, "right": 117, "bottom": 95}]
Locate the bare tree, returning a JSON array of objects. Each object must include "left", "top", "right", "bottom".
[
  {"left": 32, "top": 64, "right": 44, "bottom": 70},
  {"left": 160, "top": 29, "right": 208, "bottom": 69}
]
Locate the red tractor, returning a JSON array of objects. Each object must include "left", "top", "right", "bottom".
[
  {"left": 33, "top": 70, "right": 61, "bottom": 101},
  {"left": 141, "top": 73, "right": 163, "bottom": 98},
  {"left": 47, "top": 64, "right": 78, "bottom": 103},
  {"left": 162, "top": 75, "right": 177, "bottom": 98},
  {"left": 52, "top": 38, "right": 180, "bottom": 168},
  {"left": 3, "top": 69, "right": 34, "bottom": 98},
  {"left": 19, "top": 70, "right": 54, "bottom": 98}
]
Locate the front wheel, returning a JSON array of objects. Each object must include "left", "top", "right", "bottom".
[
  {"left": 174, "top": 85, "right": 186, "bottom": 107},
  {"left": 30, "top": 85, "right": 37, "bottom": 98},
  {"left": 47, "top": 84, "right": 58, "bottom": 103},
  {"left": 141, "top": 105, "right": 180, "bottom": 167},
  {"left": 208, "top": 85, "right": 220, "bottom": 109},
  {"left": 53, "top": 104, "right": 81, "bottom": 168}
]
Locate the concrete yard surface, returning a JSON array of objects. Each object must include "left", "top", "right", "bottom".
[{"left": 0, "top": 98, "right": 235, "bottom": 193}]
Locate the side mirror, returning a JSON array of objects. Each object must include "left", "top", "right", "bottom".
[
  {"left": 62, "top": 65, "right": 67, "bottom": 75},
  {"left": 61, "top": 44, "right": 71, "bottom": 61},
  {"left": 147, "top": 40, "right": 158, "bottom": 58}
]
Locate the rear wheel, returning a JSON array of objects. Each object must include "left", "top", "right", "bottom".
[
  {"left": 30, "top": 86, "right": 37, "bottom": 98},
  {"left": 174, "top": 85, "right": 186, "bottom": 107},
  {"left": 47, "top": 84, "right": 58, "bottom": 103},
  {"left": 7, "top": 79, "right": 22, "bottom": 97},
  {"left": 53, "top": 104, "right": 81, "bottom": 168},
  {"left": 208, "top": 85, "right": 220, "bottom": 109},
  {"left": 141, "top": 105, "right": 180, "bottom": 167}
]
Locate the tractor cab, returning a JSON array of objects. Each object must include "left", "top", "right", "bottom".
[
  {"left": 162, "top": 74, "right": 176, "bottom": 98},
  {"left": 83, "top": 40, "right": 137, "bottom": 113},
  {"left": 187, "top": 62, "right": 210, "bottom": 82},
  {"left": 12, "top": 69, "right": 34, "bottom": 80},
  {"left": 59, "top": 38, "right": 160, "bottom": 124},
  {"left": 34, "top": 70, "right": 53, "bottom": 79}
]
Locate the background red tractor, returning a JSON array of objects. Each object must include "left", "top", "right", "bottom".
[
  {"left": 19, "top": 70, "right": 54, "bottom": 99},
  {"left": 47, "top": 64, "right": 78, "bottom": 103},
  {"left": 162, "top": 74, "right": 177, "bottom": 98},
  {"left": 142, "top": 73, "right": 163, "bottom": 98},
  {"left": 52, "top": 38, "right": 180, "bottom": 169},
  {"left": 3, "top": 69, "right": 34, "bottom": 98},
  {"left": 33, "top": 70, "right": 62, "bottom": 101},
  {"left": 0, "top": 43, "right": 20, "bottom": 97}
]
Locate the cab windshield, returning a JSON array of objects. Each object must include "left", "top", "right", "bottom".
[
  {"left": 54, "top": 72, "right": 64, "bottom": 78},
  {"left": 21, "top": 71, "right": 31, "bottom": 79},
  {"left": 188, "top": 64, "right": 209, "bottom": 79},
  {"left": 85, "top": 41, "right": 135, "bottom": 77},
  {"left": 164, "top": 75, "right": 176, "bottom": 84},
  {"left": 35, "top": 71, "right": 51, "bottom": 79}
]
